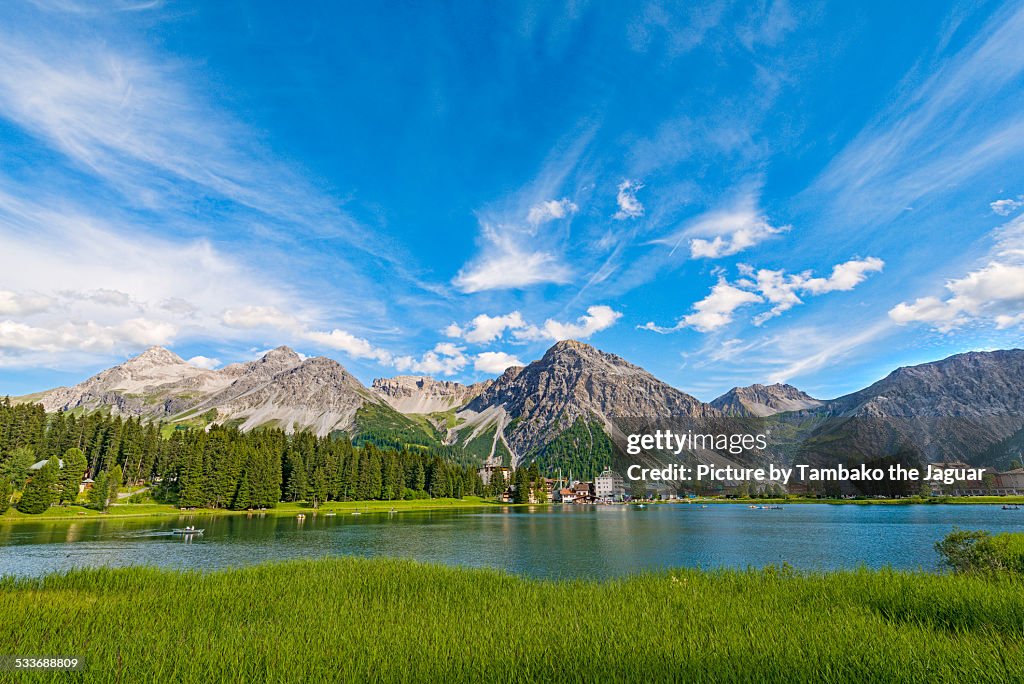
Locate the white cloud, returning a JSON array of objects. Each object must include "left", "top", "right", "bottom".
[
  {"left": 748, "top": 268, "right": 806, "bottom": 324},
  {"left": 0, "top": 30, "right": 392, "bottom": 265},
  {"left": 0, "top": 290, "right": 54, "bottom": 316},
  {"left": 222, "top": 306, "right": 295, "bottom": 330},
  {"left": 643, "top": 281, "right": 763, "bottom": 333},
  {"left": 453, "top": 222, "right": 571, "bottom": 292},
  {"left": 680, "top": 194, "right": 789, "bottom": 259},
  {"left": 515, "top": 305, "right": 623, "bottom": 341},
  {"left": 890, "top": 218, "right": 1024, "bottom": 332},
  {"left": 764, "top": 321, "right": 893, "bottom": 384},
  {"left": 527, "top": 198, "right": 578, "bottom": 225},
  {"left": 394, "top": 343, "right": 467, "bottom": 376},
  {"left": 995, "top": 312, "right": 1024, "bottom": 328},
  {"left": 0, "top": 318, "right": 176, "bottom": 355},
  {"left": 750, "top": 257, "right": 886, "bottom": 324},
  {"left": 613, "top": 180, "right": 644, "bottom": 220},
  {"left": 187, "top": 355, "right": 221, "bottom": 370},
  {"left": 991, "top": 196, "right": 1024, "bottom": 216},
  {"left": 643, "top": 256, "right": 885, "bottom": 332},
  {"left": 801, "top": 257, "right": 885, "bottom": 294},
  {"left": 443, "top": 323, "right": 464, "bottom": 338},
  {"left": 890, "top": 261, "right": 1024, "bottom": 331},
  {"left": 680, "top": 282, "right": 763, "bottom": 332},
  {"left": 303, "top": 329, "right": 393, "bottom": 364},
  {"left": 457, "top": 312, "right": 527, "bottom": 344},
  {"left": 0, "top": 192, "right": 323, "bottom": 367},
  {"left": 474, "top": 351, "right": 523, "bottom": 374}
]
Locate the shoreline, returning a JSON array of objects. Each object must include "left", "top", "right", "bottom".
[
  {"left": 0, "top": 497, "right": 521, "bottom": 525},
  {"left": 3, "top": 494, "right": 1023, "bottom": 525}
]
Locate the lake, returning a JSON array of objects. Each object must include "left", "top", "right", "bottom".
[{"left": 2, "top": 504, "right": 1021, "bottom": 579}]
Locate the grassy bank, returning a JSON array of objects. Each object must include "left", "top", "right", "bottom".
[
  {"left": 0, "top": 497, "right": 513, "bottom": 524},
  {"left": 1, "top": 557, "right": 1022, "bottom": 683}
]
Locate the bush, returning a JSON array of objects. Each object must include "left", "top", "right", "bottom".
[{"left": 936, "top": 529, "right": 1024, "bottom": 575}]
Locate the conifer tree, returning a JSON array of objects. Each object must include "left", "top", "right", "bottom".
[
  {"left": 17, "top": 457, "right": 59, "bottom": 514},
  {"left": 0, "top": 479, "right": 12, "bottom": 514},
  {"left": 59, "top": 447, "right": 88, "bottom": 503},
  {"left": 284, "top": 448, "right": 308, "bottom": 502},
  {"left": 512, "top": 467, "right": 532, "bottom": 504},
  {"left": 87, "top": 471, "right": 109, "bottom": 511}
]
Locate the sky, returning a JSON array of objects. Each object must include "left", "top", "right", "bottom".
[{"left": 1, "top": 0, "right": 1023, "bottom": 401}]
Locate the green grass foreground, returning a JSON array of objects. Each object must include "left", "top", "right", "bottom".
[{"left": 1, "top": 558, "right": 1022, "bottom": 683}]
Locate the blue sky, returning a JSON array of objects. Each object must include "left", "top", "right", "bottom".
[{"left": 1, "top": 0, "right": 1023, "bottom": 401}]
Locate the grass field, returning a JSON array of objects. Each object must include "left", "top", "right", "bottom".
[
  {"left": 0, "top": 497, "right": 513, "bottom": 524},
  {"left": 0, "top": 557, "right": 1021, "bottom": 682}
]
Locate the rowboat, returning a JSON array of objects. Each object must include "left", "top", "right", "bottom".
[{"left": 172, "top": 527, "right": 203, "bottom": 535}]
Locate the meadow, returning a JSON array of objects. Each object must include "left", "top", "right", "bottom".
[
  {"left": 0, "top": 496, "right": 506, "bottom": 524},
  {"left": 1, "top": 556, "right": 1021, "bottom": 683}
]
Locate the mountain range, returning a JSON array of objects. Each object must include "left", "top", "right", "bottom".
[{"left": 12, "top": 341, "right": 1024, "bottom": 477}]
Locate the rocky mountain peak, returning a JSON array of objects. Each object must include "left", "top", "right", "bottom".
[
  {"left": 462, "top": 340, "right": 714, "bottom": 459},
  {"left": 711, "top": 383, "right": 822, "bottom": 417},
  {"left": 262, "top": 345, "right": 302, "bottom": 363},
  {"left": 538, "top": 339, "right": 642, "bottom": 376},
  {"left": 124, "top": 346, "right": 188, "bottom": 368}
]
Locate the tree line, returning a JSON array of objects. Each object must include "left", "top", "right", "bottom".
[{"left": 0, "top": 399, "right": 544, "bottom": 514}]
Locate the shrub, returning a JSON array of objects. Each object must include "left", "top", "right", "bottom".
[{"left": 936, "top": 529, "right": 1024, "bottom": 575}]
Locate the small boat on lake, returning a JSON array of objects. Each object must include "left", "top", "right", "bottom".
[
  {"left": 1002, "top": 505, "right": 1021, "bottom": 510},
  {"left": 172, "top": 527, "right": 203, "bottom": 535}
]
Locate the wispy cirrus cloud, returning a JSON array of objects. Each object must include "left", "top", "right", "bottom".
[
  {"left": 810, "top": 2, "right": 1024, "bottom": 227},
  {"left": 452, "top": 221, "right": 572, "bottom": 293}
]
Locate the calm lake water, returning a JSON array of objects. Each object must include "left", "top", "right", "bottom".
[{"left": 2, "top": 504, "right": 1022, "bottom": 579}]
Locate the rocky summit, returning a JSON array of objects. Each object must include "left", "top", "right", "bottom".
[
  {"left": 458, "top": 340, "right": 717, "bottom": 460},
  {"left": 711, "top": 383, "right": 823, "bottom": 417}
]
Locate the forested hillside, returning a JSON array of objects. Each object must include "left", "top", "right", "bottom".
[{"left": 0, "top": 398, "right": 499, "bottom": 514}]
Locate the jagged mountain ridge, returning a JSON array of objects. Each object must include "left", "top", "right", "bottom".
[
  {"left": 38, "top": 346, "right": 234, "bottom": 417},
  {"left": 16, "top": 342, "right": 1024, "bottom": 470},
  {"left": 711, "top": 383, "right": 823, "bottom": 417},
  {"left": 371, "top": 375, "right": 492, "bottom": 414},
  {"left": 32, "top": 345, "right": 409, "bottom": 437},
  {"left": 795, "top": 349, "right": 1024, "bottom": 469}
]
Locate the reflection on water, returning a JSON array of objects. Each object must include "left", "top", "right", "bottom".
[{"left": 1, "top": 504, "right": 1022, "bottom": 579}]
